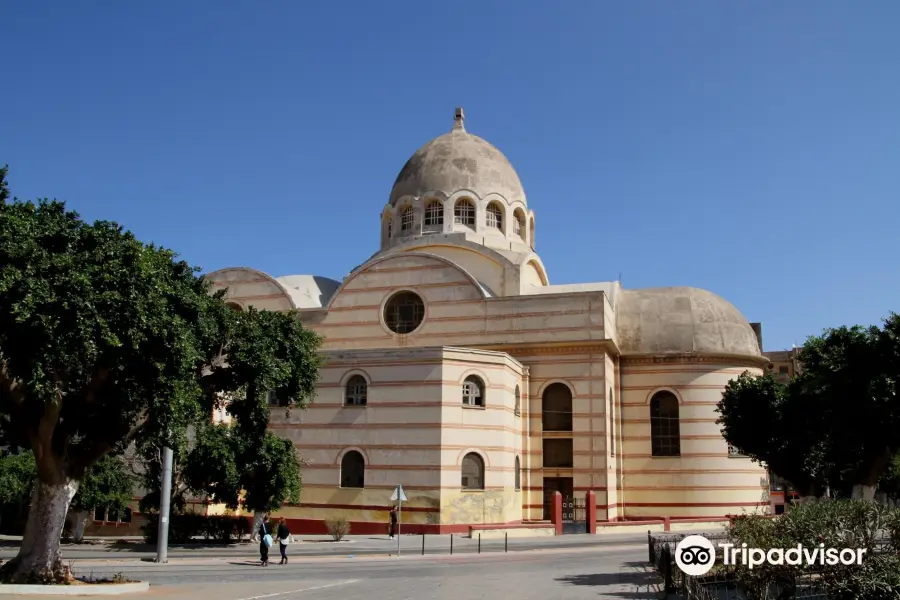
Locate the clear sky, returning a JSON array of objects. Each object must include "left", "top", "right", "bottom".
[{"left": 2, "top": 2, "right": 898, "bottom": 351}]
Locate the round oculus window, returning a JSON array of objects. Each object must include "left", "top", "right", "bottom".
[{"left": 383, "top": 291, "right": 425, "bottom": 334}]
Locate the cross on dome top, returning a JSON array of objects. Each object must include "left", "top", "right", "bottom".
[{"left": 452, "top": 107, "right": 465, "bottom": 131}]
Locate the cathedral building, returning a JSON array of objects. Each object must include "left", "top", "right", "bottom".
[{"left": 205, "top": 108, "right": 771, "bottom": 534}]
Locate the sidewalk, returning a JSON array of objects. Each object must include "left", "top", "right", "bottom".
[{"left": 0, "top": 531, "right": 660, "bottom": 559}]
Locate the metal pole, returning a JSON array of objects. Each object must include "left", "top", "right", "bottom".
[
  {"left": 421, "top": 533, "right": 425, "bottom": 555},
  {"left": 450, "top": 535, "right": 453, "bottom": 555},
  {"left": 478, "top": 533, "right": 481, "bottom": 554},
  {"left": 397, "top": 496, "right": 402, "bottom": 556},
  {"left": 505, "top": 532, "right": 508, "bottom": 553},
  {"left": 155, "top": 446, "right": 174, "bottom": 563}
]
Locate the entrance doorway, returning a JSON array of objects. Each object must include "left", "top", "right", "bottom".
[
  {"left": 543, "top": 477, "right": 573, "bottom": 520},
  {"left": 542, "top": 477, "right": 587, "bottom": 533}
]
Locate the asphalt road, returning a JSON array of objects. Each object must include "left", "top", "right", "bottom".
[
  {"left": 0, "top": 531, "right": 660, "bottom": 561},
  {"left": 48, "top": 543, "right": 662, "bottom": 600}
]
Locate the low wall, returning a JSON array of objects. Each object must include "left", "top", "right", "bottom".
[
  {"left": 468, "top": 523, "right": 556, "bottom": 539},
  {"left": 597, "top": 514, "right": 776, "bottom": 535}
]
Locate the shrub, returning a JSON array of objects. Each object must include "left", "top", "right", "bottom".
[
  {"left": 141, "top": 514, "right": 249, "bottom": 544},
  {"left": 324, "top": 517, "right": 350, "bottom": 541},
  {"left": 725, "top": 500, "right": 900, "bottom": 599}
]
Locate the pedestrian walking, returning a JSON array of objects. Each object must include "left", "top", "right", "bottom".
[
  {"left": 258, "top": 514, "right": 273, "bottom": 566},
  {"left": 276, "top": 518, "right": 292, "bottom": 564},
  {"left": 388, "top": 506, "right": 398, "bottom": 539}
]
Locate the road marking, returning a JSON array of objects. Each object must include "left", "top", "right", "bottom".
[{"left": 233, "top": 580, "right": 358, "bottom": 600}]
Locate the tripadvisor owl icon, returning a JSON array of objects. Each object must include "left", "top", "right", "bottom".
[{"left": 675, "top": 535, "right": 716, "bottom": 576}]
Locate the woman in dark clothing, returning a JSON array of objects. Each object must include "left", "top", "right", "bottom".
[
  {"left": 388, "top": 507, "right": 398, "bottom": 539},
  {"left": 258, "top": 515, "right": 272, "bottom": 566},
  {"left": 277, "top": 518, "right": 291, "bottom": 564}
]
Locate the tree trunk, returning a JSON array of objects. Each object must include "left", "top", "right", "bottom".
[
  {"left": 70, "top": 510, "right": 90, "bottom": 544},
  {"left": 250, "top": 510, "right": 264, "bottom": 542},
  {"left": 1, "top": 479, "right": 79, "bottom": 583},
  {"left": 851, "top": 485, "right": 877, "bottom": 501}
]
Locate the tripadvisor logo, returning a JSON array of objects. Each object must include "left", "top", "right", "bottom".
[{"left": 674, "top": 534, "right": 867, "bottom": 576}]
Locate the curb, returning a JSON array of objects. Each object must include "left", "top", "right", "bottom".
[{"left": 0, "top": 581, "right": 150, "bottom": 596}]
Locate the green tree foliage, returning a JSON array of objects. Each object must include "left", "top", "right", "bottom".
[
  {"left": 0, "top": 170, "right": 321, "bottom": 582},
  {"left": 717, "top": 314, "right": 900, "bottom": 499},
  {"left": 718, "top": 372, "right": 830, "bottom": 497},
  {"left": 0, "top": 449, "right": 35, "bottom": 506},
  {"left": 0, "top": 165, "right": 10, "bottom": 204},
  {"left": 181, "top": 423, "right": 242, "bottom": 509},
  {"left": 240, "top": 432, "right": 303, "bottom": 514},
  {"left": 68, "top": 455, "right": 135, "bottom": 542}
]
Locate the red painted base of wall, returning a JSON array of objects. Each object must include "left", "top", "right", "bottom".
[{"left": 276, "top": 518, "right": 542, "bottom": 536}]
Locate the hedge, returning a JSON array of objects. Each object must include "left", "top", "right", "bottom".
[{"left": 141, "top": 513, "right": 250, "bottom": 544}]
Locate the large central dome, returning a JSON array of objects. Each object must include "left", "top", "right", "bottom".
[{"left": 388, "top": 108, "right": 526, "bottom": 207}]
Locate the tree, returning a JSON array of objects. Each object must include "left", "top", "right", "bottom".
[
  {"left": 0, "top": 176, "right": 321, "bottom": 582},
  {"left": 718, "top": 314, "right": 900, "bottom": 502},
  {"left": 717, "top": 372, "right": 831, "bottom": 499},
  {"left": 240, "top": 431, "right": 303, "bottom": 535},
  {"left": 793, "top": 321, "right": 900, "bottom": 500},
  {"left": 68, "top": 455, "right": 135, "bottom": 543},
  {"left": 181, "top": 423, "right": 242, "bottom": 508}
]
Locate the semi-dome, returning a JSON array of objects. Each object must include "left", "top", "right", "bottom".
[
  {"left": 616, "top": 287, "right": 762, "bottom": 357},
  {"left": 388, "top": 108, "right": 526, "bottom": 207}
]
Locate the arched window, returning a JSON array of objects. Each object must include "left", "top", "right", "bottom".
[
  {"left": 542, "top": 383, "right": 572, "bottom": 432},
  {"left": 400, "top": 206, "right": 414, "bottom": 232},
  {"left": 462, "top": 375, "right": 485, "bottom": 407},
  {"left": 514, "top": 455, "right": 521, "bottom": 491},
  {"left": 650, "top": 391, "right": 681, "bottom": 457},
  {"left": 386, "top": 218, "right": 393, "bottom": 239},
  {"left": 486, "top": 202, "right": 503, "bottom": 230},
  {"left": 454, "top": 199, "right": 475, "bottom": 228},
  {"left": 514, "top": 385, "right": 521, "bottom": 416},
  {"left": 345, "top": 375, "right": 367, "bottom": 406},
  {"left": 461, "top": 452, "right": 484, "bottom": 490},
  {"left": 424, "top": 200, "right": 443, "bottom": 232},
  {"left": 340, "top": 450, "right": 365, "bottom": 488},
  {"left": 513, "top": 209, "right": 526, "bottom": 240}
]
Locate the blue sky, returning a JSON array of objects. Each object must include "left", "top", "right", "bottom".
[{"left": 2, "top": 2, "right": 898, "bottom": 351}]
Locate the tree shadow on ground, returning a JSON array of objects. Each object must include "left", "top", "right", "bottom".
[{"left": 556, "top": 563, "right": 664, "bottom": 599}]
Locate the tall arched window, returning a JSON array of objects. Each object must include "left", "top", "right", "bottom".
[
  {"left": 514, "top": 455, "right": 521, "bottom": 491},
  {"left": 400, "top": 205, "right": 414, "bottom": 232},
  {"left": 486, "top": 202, "right": 503, "bottom": 230},
  {"left": 542, "top": 383, "right": 572, "bottom": 432},
  {"left": 650, "top": 391, "right": 681, "bottom": 457},
  {"left": 514, "top": 385, "right": 521, "bottom": 416},
  {"left": 454, "top": 199, "right": 475, "bottom": 228},
  {"left": 461, "top": 452, "right": 484, "bottom": 490},
  {"left": 462, "top": 375, "right": 485, "bottom": 407},
  {"left": 513, "top": 209, "right": 526, "bottom": 240},
  {"left": 340, "top": 450, "right": 365, "bottom": 488},
  {"left": 424, "top": 200, "right": 443, "bottom": 232},
  {"left": 345, "top": 375, "right": 367, "bottom": 406},
  {"left": 386, "top": 218, "right": 392, "bottom": 239}
]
